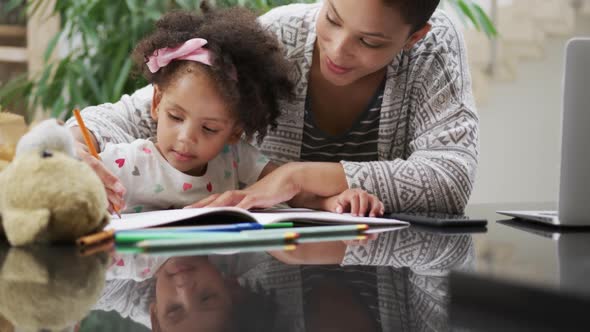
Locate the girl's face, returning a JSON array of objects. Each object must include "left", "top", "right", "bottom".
[
  {"left": 151, "top": 257, "right": 236, "bottom": 331},
  {"left": 315, "top": 0, "right": 427, "bottom": 86},
  {"left": 151, "top": 68, "right": 241, "bottom": 176}
]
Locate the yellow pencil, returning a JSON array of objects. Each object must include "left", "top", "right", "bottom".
[{"left": 73, "top": 108, "right": 121, "bottom": 218}]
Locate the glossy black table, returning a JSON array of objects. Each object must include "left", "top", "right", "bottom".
[
  {"left": 454, "top": 202, "right": 590, "bottom": 331},
  {"left": 0, "top": 202, "right": 588, "bottom": 332}
]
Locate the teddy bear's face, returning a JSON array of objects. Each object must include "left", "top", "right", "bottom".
[{"left": 0, "top": 149, "right": 110, "bottom": 244}]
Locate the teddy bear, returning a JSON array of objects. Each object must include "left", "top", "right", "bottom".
[
  {"left": 0, "top": 118, "right": 110, "bottom": 246},
  {"left": 0, "top": 245, "right": 109, "bottom": 331}
]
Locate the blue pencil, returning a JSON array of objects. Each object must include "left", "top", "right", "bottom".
[
  {"left": 117, "top": 222, "right": 294, "bottom": 234},
  {"left": 117, "top": 223, "right": 263, "bottom": 233}
]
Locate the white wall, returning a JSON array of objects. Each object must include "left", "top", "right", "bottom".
[{"left": 468, "top": 16, "right": 590, "bottom": 205}]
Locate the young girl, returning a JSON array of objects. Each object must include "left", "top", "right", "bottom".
[{"left": 82, "top": 3, "right": 383, "bottom": 215}]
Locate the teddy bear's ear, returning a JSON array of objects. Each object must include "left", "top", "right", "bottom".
[{"left": 2, "top": 208, "right": 50, "bottom": 246}]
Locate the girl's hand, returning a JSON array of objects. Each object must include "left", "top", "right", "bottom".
[
  {"left": 185, "top": 164, "right": 300, "bottom": 209},
  {"left": 71, "top": 129, "right": 126, "bottom": 212},
  {"left": 322, "top": 188, "right": 384, "bottom": 217}
]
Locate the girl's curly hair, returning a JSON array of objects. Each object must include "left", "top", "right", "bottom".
[{"left": 133, "top": 2, "right": 293, "bottom": 142}]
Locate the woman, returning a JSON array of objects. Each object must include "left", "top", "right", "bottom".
[{"left": 68, "top": 0, "right": 478, "bottom": 214}]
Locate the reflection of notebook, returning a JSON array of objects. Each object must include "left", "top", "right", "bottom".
[{"left": 497, "top": 38, "right": 590, "bottom": 227}]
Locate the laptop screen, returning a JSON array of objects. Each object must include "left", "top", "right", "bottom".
[{"left": 558, "top": 38, "right": 590, "bottom": 225}]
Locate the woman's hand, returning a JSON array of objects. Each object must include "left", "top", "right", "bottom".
[
  {"left": 71, "top": 128, "right": 126, "bottom": 212},
  {"left": 321, "top": 188, "right": 384, "bottom": 217},
  {"left": 185, "top": 163, "right": 301, "bottom": 209}
]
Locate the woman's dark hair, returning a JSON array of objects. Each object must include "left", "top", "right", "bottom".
[
  {"left": 383, "top": 0, "right": 440, "bottom": 33},
  {"left": 133, "top": 2, "right": 293, "bottom": 142}
]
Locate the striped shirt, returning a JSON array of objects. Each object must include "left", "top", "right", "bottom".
[{"left": 300, "top": 80, "right": 384, "bottom": 163}]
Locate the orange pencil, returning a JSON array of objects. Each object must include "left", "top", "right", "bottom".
[
  {"left": 73, "top": 109, "right": 100, "bottom": 159},
  {"left": 73, "top": 108, "right": 122, "bottom": 218}
]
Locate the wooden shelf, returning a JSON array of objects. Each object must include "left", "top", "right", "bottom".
[
  {"left": 0, "top": 24, "right": 26, "bottom": 38},
  {"left": 0, "top": 46, "right": 27, "bottom": 63}
]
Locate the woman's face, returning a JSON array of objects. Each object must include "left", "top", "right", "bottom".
[
  {"left": 315, "top": 0, "right": 413, "bottom": 86},
  {"left": 152, "top": 257, "right": 236, "bottom": 332}
]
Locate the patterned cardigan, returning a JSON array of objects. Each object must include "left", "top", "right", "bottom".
[{"left": 67, "top": 4, "right": 479, "bottom": 214}]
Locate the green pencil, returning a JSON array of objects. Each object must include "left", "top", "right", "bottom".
[
  {"left": 137, "top": 232, "right": 299, "bottom": 250},
  {"left": 116, "top": 231, "right": 240, "bottom": 245},
  {"left": 116, "top": 229, "right": 299, "bottom": 245},
  {"left": 262, "top": 222, "right": 294, "bottom": 229}
]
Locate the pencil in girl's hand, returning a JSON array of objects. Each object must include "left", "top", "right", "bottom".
[
  {"left": 73, "top": 108, "right": 121, "bottom": 218},
  {"left": 73, "top": 108, "right": 100, "bottom": 159}
]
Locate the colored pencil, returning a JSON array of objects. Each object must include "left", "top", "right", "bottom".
[
  {"left": 117, "top": 223, "right": 262, "bottom": 234},
  {"left": 116, "top": 230, "right": 247, "bottom": 244},
  {"left": 116, "top": 222, "right": 294, "bottom": 233},
  {"left": 116, "top": 243, "right": 297, "bottom": 256},
  {"left": 73, "top": 109, "right": 100, "bottom": 159},
  {"left": 73, "top": 108, "right": 121, "bottom": 218},
  {"left": 136, "top": 231, "right": 299, "bottom": 250},
  {"left": 76, "top": 229, "right": 115, "bottom": 247},
  {"left": 116, "top": 229, "right": 301, "bottom": 245},
  {"left": 261, "top": 222, "right": 294, "bottom": 229},
  {"left": 297, "top": 234, "right": 367, "bottom": 244}
]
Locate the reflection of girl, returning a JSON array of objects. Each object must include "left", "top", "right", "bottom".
[
  {"left": 94, "top": 254, "right": 300, "bottom": 331},
  {"left": 95, "top": 230, "right": 473, "bottom": 331},
  {"left": 149, "top": 256, "right": 278, "bottom": 332}
]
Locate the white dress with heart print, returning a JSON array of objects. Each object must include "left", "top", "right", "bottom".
[{"left": 99, "top": 138, "right": 269, "bottom": 213}]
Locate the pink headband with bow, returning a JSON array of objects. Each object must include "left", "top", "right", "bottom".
[{"left": 146, "top": 38, "right": 237, "bottom": 80}]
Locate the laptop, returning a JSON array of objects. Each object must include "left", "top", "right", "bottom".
[{"left": 497, "top": 38, "right": 590, "bottom": 226}]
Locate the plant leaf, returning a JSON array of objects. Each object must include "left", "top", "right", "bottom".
[
  {"left": 43, "top": 32, "right": 63, "bottom": 62},
  {"left": 5, "top": 0, "right": 24, "bottom": 12},
  {"left": 456, "top": 0, "right": 481, "bottom": 31},
  {"left": 112, "top": 58, "right": 134, "bottom": 100},
  {"left": 473, "top": 3, "right": 498, "bottom": 38},
  {"left": 74, "top": 62, "right": 106, "bottom": 102}
]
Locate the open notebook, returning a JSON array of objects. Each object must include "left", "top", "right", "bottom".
[{"left": 106, "top": 207, "right": 408, "bottom": 231}]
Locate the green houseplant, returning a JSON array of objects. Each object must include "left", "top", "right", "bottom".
[{"left": 0, "top": 0, "right": 496, "bottom": 120}]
